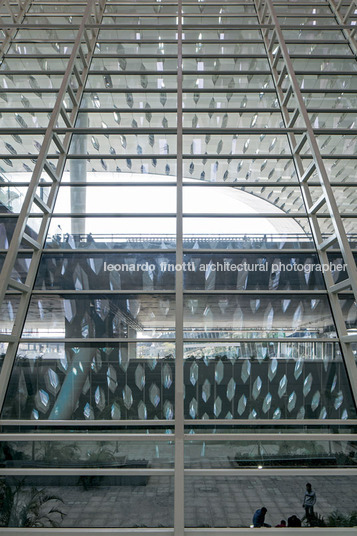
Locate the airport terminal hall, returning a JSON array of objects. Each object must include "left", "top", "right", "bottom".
[{"left": 0, "top": 0, "right": 357, "bottom": 534}]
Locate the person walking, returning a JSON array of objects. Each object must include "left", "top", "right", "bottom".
[{"left": 303, "top": 482, "right": 316, "bottom": 525}]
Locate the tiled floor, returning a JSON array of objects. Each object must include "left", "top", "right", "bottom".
[{"left": 41, "top": 475, "right": 357, "bottom": 528}]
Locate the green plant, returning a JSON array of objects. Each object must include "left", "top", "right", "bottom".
[
  {"left": 349, "top": 511, "right": 357, "bottom": 526},
  {"left": 302, "top": 512, "right": 326, "bottom": 527},
  {"left": 328, "top": 510, "right": 357, "bottom": 527},
  {"left": 77, "top": 475, "right": 101, "bottom": 491},
  {"left": 78, "top": 446, "right": 115, "bottom": 490},
  {"left": 42, "top": 442, "right": 80, "bottom": 464},
  {"left": 334, "top": 451, "right": 357, "bottom": 466},
  {"left": 0, "top": 478, "right": 13, "bottom": 526},
  {"left": 277, "top": 441, "right": 291, "bottom": 456},
  {"left": 311, "top": 512, "right": 326, "bottom": 527},
  {"left": 85, "top": 446, "right": 115, "bottom": 464},
  {"left": 0, "top": 478, "right": 66, "bottom": 528},
  {"left": 0, "top": 444, "right": 26, "bottom": 462}
]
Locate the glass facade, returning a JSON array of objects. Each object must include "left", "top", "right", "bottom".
[{"left": 0, "top": 0, "right": 357, "bottom": 531}]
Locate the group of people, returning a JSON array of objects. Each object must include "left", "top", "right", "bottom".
[{"left": 252, "top": 483, "right": 317, "bottom": 528}]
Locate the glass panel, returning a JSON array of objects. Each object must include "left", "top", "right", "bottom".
[
  {"left": 101, "top": 15, "right": 177, "bottom": 25},
  {"left": 97, "top": 29, "right": 177, "bottom": 40},
  {"left": 182, "top": 185, "right": 354, "bottom": 215},
  {"left": 302, "top": 92, "right": 357, "bottom": 108},
  {"left": 22, "top": 294, "right": 176, "bottom": 338},
  {"left": 62, "top": 159, "right": 178, "bottom": 179},
  {"left": 183, "top": 294, "right": 337, "bottom": 338},
  {"left": 0, "top": 341, "right": 8, "bottom": 373},
  {"left": 81, "top": 90, "right": 178, "bottom": 108},
  {"left": 0, "top": 296, "right": 21, "bottom": 334},
  {"left": 0, "top": 133, "right": 48, "bottom": 155},
  {"left": 183, "top": 253, "right": 326, "bottom": 290},
  {"left": 45, "top": 217, "right": 177, "bottom": 249},
  {"left": 183, "top": 110, "right": 281, "bottom": 127},
  {"left": 0, "top": 54, "right": 72, "bottom": 69},
  {"left": 340, "top": 296, "right": 357, "bottom": 333},
  {"left": 182, "top": 217, "right": 314, "bottom": 247},
  {"left": 185, "top": 440, "right": 357, "bottom": 468},
  {"left": 183, "top": 29, "right": 262, "bottom": 40},
  {"left": 0, "top": 74, "right": 65, "bottom": 88},
  {"left": 35, "top": 253, "right": 176, "bottom": 290},
  {"left": 69, "top": 134, "right": 177, "bottom": 156},
  {"left": 298, "top": 74, "right": 357, "bottom": 91},
  {"left": 183, "top": 134, "right": 289, "bottom": 155},
  {"left": 76, "top": 112, "right": 177, "bottom": 129},
  {"left": 0, "top": 111, "right": 54, "bottom": 129},
  {"left": 283, "top": 29, "right": 346, "bottom": 41},
  {"left": 185, "top": 423, "right": 357, "bottom": 435},
  {"left": 317, "top": 134, "right": 357, "bottom": 156},
  {"left": 182, "top": 57, "right": 270, "bottom": 71},
  {"left": 183, "top": 157, "right": 295, "bottom": 183},
  {"left": 182, "top": 91, "right": 277, "bottom": 108},
  {"left": 0, "top": 253, "right": 32, "bottom": 284},
  {"left": 86, "top": 73, "right": 178, "bottom": 90},
  {"left": 52, "top": 186, "right": 176, "bottom": 214},
  {"left": 1, "top": 440, "right": 174, "bottom": 468},
  {"left": 182, "top": 15, "right": 259, "bottom": 25},
  {"left": 182, "top": 5, "right": 256, "bottom": 14},
  {"left": 0, "top": 186, "right": 48, "bottom": 214},
  {"left": 182, "top": 43, "right": 267, "bottom": 55},
  {"left": 0, "top": 475, "right": 173, "bottom": 528},
  {"left": 185, "top": 476, "right": 357, "bottom": 528},
  {"left": 275, "top": 5, "right": 333, "bottom": 14},
  {"left": 2, "top": 342, "right": 175, "bottom": 420},
  {"left": 182, "top": 342, "right": 355, "bottom": 420},
  {"left": 0, "top": 218, "right": 19, "bottom": 249},
  {"left": 105, "top": 4, "right": 178, "bottom": 14},
  {"left": 278, "top": 16, "right": 340, "bottom": 26}
]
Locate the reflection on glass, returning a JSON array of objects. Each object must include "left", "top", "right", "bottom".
[
  {"left": 185, "top": 476, "right": 357, "bottom": 528},
  {"left": 53, "top": 186, "right": 176, "bottom": 214},
  {"left": 183, "top": 253, "right": 325, "bottom": 291},
  {"left": 0, "top": 475, "right": 173, "bottom": 528},
  {"left": 0, "top": 440, "right": 174, "bottom": 468},
  {"left": 184, "top": 440, "right": 357, "bottom": 468},
  {"left": 0, "top": 218, "right": 42, "bottom": 250},
  {"left": 23, "top": 294, "right": 176, "bottom": 338},
  {"left": 183, "top": 294, "right": 336, "bottom": 338},
  {"left": 182, "top": 342, "right": 355, "bottom": 420},
  {"left": 45, "top": 217, "right": 177, "bottom": 249},
  {"left": 2, "top": 343, "right": 175, "bottom": 420},
  {"left": 0, "top": 342, "right": 8, "bottom": 374},
  {"left": 35, "top": 253, "right": 176, "bottom": 290}
]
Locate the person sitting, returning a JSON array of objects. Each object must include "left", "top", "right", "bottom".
[
  {"left": 288, "top": 514, "right": 302, "bottom": 527},
  {"left": 276, "top": 519, "right": 287, "bottom": 528},
  {"left": 252, "top": 507, "right": 271, "bottom": 528}
]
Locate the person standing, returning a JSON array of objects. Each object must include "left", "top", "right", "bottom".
[{"left": 303, "top": 482, "right": 316, "bottom": 525}]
